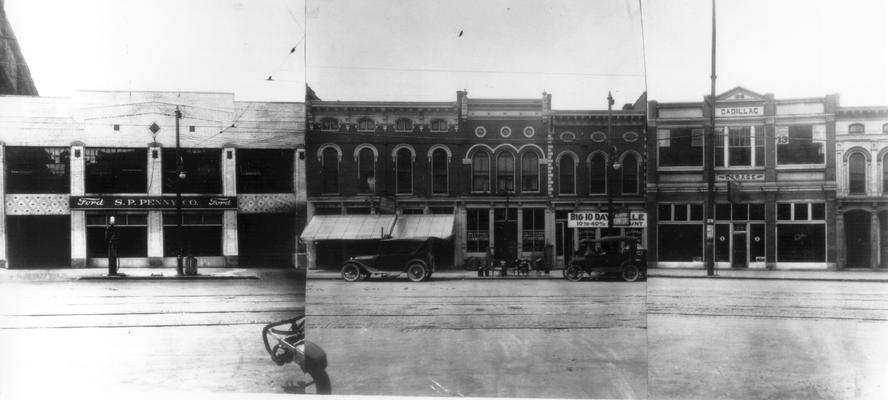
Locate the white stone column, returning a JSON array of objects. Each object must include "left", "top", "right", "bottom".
[
  {"left": 0, "top": 145, "right": 6, "bottom": 268},
  {"left": 147, "top": 146, "right": 164, "bottom": 266},
  {"left": 70, "top": 145, "right": 87, "bottom": 268},
  {"left": 221, "top": 148, "right": 238, "bottom": 267},
  {"left": 455, "top": 204, "right": 466, "bottom": 267}
]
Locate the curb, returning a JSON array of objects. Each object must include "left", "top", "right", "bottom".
[
  {"left": 647, "top": 274, "right": 888, "bottom": 283},
  {"left": 76, "top": 274, "right": 259, "bottom": 281}
]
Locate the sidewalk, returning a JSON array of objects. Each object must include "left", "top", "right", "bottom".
[
  {"left": 307, "top": 267, "right": 888, "bottom": 282},
  {"left": 0, "top": 267, "right": 307, "bottom": 282}
]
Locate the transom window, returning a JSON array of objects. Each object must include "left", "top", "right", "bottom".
[{"left": 659, "top": 204, "right": 704, "bottom": 222}]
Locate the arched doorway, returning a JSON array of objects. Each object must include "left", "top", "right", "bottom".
[{"left": 845, "top": 210, "right": 871, "bottom": 268}]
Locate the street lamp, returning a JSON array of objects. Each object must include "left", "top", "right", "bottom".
[
  {"left": 606, "top": 92, "right": 621, "bottom": 230},
  {"left": 175, "top": 106, "right": 185, "bottom": 276}
]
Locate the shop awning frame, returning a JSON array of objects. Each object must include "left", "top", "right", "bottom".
[{"left": 299, "top": 214, "right": 397, "bottom": 241}]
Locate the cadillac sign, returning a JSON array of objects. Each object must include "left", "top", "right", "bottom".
[
  {"left": 70, "top": 196, "right": 238, "bottom": 210},
  {"left": 716, "top": 106, "right": 763, "bottom": 117}
]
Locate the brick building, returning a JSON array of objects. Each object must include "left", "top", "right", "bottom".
[
  {"left": 647, "top": 87, "right": 838, "bottom": 270},
  {"left": 301, "top": 89, "right": 647, "bottom": 270},
  {"left": 0, "top": 90, "right": 306, "bottom": 269}
]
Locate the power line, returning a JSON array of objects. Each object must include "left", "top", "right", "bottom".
[{"left": 306, "top": 64, "right": 645, "bottom": 78}]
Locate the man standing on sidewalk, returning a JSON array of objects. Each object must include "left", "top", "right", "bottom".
[{"left": 106, "top": 217, "right": 119, "bottom": 276}]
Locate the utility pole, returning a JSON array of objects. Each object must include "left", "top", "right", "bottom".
[
  {"left": 175, "top": 106, "right": 184, "bottom": 276},
  {"left": 706, "top": 0, "right": 717, "bottom": 276},
  {"left": 607, "top": 91, "right": 616, "bottom": 230}
]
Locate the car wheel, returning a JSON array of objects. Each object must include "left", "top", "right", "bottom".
[
  {"left": 341, "top": 263, "right": 362, "bottom": 282},
  {"left": 407, "top": 262, "right": 427, "bottom": 282},
  {"left": 564, "top": 265, "right": 583, "bottom": 282},
  {"left": 620, "top": 263, "right": 641, "bottom": 282}
]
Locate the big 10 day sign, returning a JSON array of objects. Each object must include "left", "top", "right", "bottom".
[{"left": 568, "top": 212, "right": 647, "bottom": 228}]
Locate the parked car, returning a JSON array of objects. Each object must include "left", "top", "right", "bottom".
[
  {"left": 565, "top": 235, "right": 647, "bottom": 282},
  {"left": 340, "top": 237, "right": 436, "bottom": 282}
]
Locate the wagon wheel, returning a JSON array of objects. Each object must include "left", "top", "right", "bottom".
[
  {"left": 564, "top": 265, "right": 583, "bottom": 282},
  {"left": 407, "top": 262, "right": 427, "bottom": 282},
  {"left": 341, "top": 263, "right": 362, "bottom": 282},
  {"left": 620, "top": 263, "right": 641, "bottom": 282}
]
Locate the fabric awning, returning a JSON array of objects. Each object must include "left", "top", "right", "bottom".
[
  {"left": 390, "top": 214, "right": 455, "bottom": 239},
  {"left": 300, "top": 214, "right": 396, "bottom": 241}
]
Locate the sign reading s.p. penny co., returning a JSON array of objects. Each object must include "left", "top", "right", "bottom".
[
  {"left": 716, "top": 106, "right": 763, "bottom": 117},
  {"left": 69, "top": 196, "right": 237, "bottom": 210}
]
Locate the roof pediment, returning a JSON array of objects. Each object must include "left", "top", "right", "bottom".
[{"left": 716, "top": 86, "right": 767, "bottom": 102}]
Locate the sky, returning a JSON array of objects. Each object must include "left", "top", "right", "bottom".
[
  {"left": 5, "top": 0, "right": 306, "bottom": 102},
  {"left": 644, "top": 0, "right": 888, "bottom": 106},
  {"left": 5, "top": 0, "right": 887, "bottom": 107}
]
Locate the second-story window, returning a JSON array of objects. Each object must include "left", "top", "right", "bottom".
[
  {"left": 777, "top": 124, "right": 825, "bottom": 165},
  {"left": 237, "top": 149, "right": 293, "bottom": 193},
  {"left": 395, "top": 148, "right": 413, "bottom": 194},
  {"left": 559, "top": 155, "right": 575, "bottom": 195},
  {"left": 520, "top": 152, "right": 539, "bottom": 193},
  {"left": 5, "top": 147, "right": 70, "bottom": 194},
  {"left": 883, "top": 153, "right": 888, "bottom": 194},
  {"left": 321, "top": 147, "right": 339, "bottom": 194},
  {"left": 716, "top": 126, "right": 763, "bottom": 167},
  {"left": 849, "top": 152, "right": 866, "bottom": 194},
  {"left": 430, "top": 119, "right": 448, "bottom": 132},
  {"left": 357, "top": 147, "right": 375, "bottom": 194},
  {"left": 658, "top": 127, "right": 703, "bottom": 167},
  {"left": 395, "top": 118, "right": 413, "bottom": 132},
  {"left": 496, "top": 152, "right": 515, "bottom": 192},
  {"left": 431, "top": 148, "right": 448, "bottom": 194},
  {"left": 357, "top": 118, "right": 375, "bottom": 132},
  {"left": 162, "top": 148, "right": 221, "bottom": 194},
  {"left": 589, "top": 153, "right": 607, "bottom": 194},
  {"left": 471, "top": 152, "right": 490, "bottom": 192},
  {"left": 848, "top": 123, "right": 865, "bottom": 134},
  {"left": 320, "top": 118, "right": 340, "bottom": 130},
  {"left": 87, "top": 148, "right": 147, "bottom": 193},
  {"left": 621, "top": 153, "right": 639, "bottom": 194}
]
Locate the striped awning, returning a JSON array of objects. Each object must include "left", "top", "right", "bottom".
[
  {"left": 390, "top": 214, "right": 455, "bottom": 239},
  {"left": 300, "top": 214, "right": 396, "bottom": 241}
]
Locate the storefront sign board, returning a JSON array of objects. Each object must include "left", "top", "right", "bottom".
[
  {"left": 70, "top": 196, "right": 238, "bottom": 210},
  {"left": 568, "top": 212, "right": 647, "bottom": 228}
]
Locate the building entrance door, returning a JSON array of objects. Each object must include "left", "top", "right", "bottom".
[
  {"left": 732, "top": 224, "right": 748, "bottom": 268},
  {"left": 555, "top": 221, "right": 574, "bottom": 267},
  {"left": 493, "top": 208, "right": 517, "bottom": 260},
  {"left": 845, "top": 210, "right": 871, "bottom": 268}
]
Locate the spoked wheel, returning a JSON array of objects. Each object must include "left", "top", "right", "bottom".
[
  {"left": 341, "top": 263, "right": 362, "bottom": 282},
  {"left": 407, "top": 263, "right": 427, "bottom": 282},
  {"left": 620, "top": 263, "right": 641, "bottom": 282},
  {"left": 564, "top": 265, "right": 584, "bottom": 282}
]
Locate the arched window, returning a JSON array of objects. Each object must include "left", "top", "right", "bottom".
[
  {"left": 848, "top": 123, "right": 865, "bottom": 134},
  {"left": 396, "top": 148, "right": 413, "bottom": 194},
  {"left": 321, "top": 147, "right": 339, "bottom": 194},
  {"left": 357, "top": 147, "right": 375, "bottom": 194},
  {"left": 589, "top": 153, "right": 607, "bottom": 194},
  {"left": 559, "top": 155, "right": 575, "bottom": 194},
  {"left": 496, "top": 153, "right": 515, "bottom": 192},
  {"left": 357, "top": 118, "right": 375, "bottom": 132},
  {"left": 849, "top": 152, "right": 866, "bottom": 194},
  {"left": 621, "top": 153, "right": 639, "bottom": 195},
  {"left": 430, "top": 119, "right": 448, "bottom": 132},
  {"left": 471, "top": 152, "right": 490, "bottom": 192},
  {"left": 320, "top": 118, "right": 339, "bottom": 130},
  {"left": 395, "top": 118, "right": 413, "bottom": 132},
  {"left": 431, "top": 149, "right": 448, "bottom": 194},
  {"left": 520, "top": 152, "right": 539, "bottom": 192},
  {"left": 883, "top": 154, "right": 888, "bottom": 194}
]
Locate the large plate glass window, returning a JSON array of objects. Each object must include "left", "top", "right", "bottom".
[
  {"left": 163, "top": 212, "right": 223, "bottom": 256},
  {"left": 86, "top": 213, "right": 148, "bottom": 258},
  {"left": 466, "top": 208, "right": 489, "bottom": 253},
  {"left": 658, "top": 127, "right": 703, "bottom": 167},
  {"left": 236, "top": 149, "right": 294, "bottom": 193},
  {"left": 86, "top": 148, "right": 147, "bottom": 193},
  {"left": 5, "top": 147, "right": 70, "bottom": 193},
  {"left": 521, "top": 208, "right": 545, "bottom": 252},
  {"left": 776, "top": 202, "right": 826, "bottom": 262},
  {"left": 162, "top": 148, "right": 221, "bottom": 194},
  {"left": 777, "top": 124, "right": 825, "bottom": 165}
]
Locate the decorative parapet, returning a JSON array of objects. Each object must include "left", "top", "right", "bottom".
[
  {"left": 238, "top": 193, "right": 299, "bottom": 214},
  {"left": 5, "top": 194, "right": 70, "bottom": 215}
]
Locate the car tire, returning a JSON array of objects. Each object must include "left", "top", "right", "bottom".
[
  {"left": 407, "top": 262, "right": 427, "bottom": 282},
  {"left": 565, "top": 265, "right": 583, "bottom": 282},
  {"left": 341, "top": 263, "right": 362, "bottom": 282},
  {"left": 620, "top": 263, "right": 641, "bottom": 282}
]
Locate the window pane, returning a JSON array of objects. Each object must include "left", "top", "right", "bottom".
[
  {"left": 716, "top": 204, "right": 731, "bottom": 220},
  {"left": 778, "top": 125, "right": 825, "bottom": 165},
  {"left": 777, "top": 203, "right": 792, "bottom": 220},
  {"left": 620, "top": 154, "right": 638, "bottom": 194},
  {"left": 88, "top": 148, "right": 148, "bottom": 193},
  {"left": 658, "top": 224, "right": 702, "bottom": 261},
  {"left": 5, "top": 147, "right": 71, "bottom": 193},
  {"left": 794, "top": 203, "right": 809, "bottom": 220},
  {"left": 659, "top": 127, "right": 703, "bottom": 166},
  {"left": 559, "top": 156, "right": 575, "bottom": 194},
  {"left": 811, "top": 203, "right": 825, "bottom": 220},
  {"left": 728, "top": 127, "right": 751, "bottom": 166},
  {"left": 658, "top": 204, "right": 672, "bottom": 221},
  {"left": 236, "top": 149, "right": 293, "bottom": 193},
  {"left": 749, "top": 204, "right": 765, "bottom": 220},
  {"left": 777, "top": 224, "right": 825, "bottom": 262},
  {"left": 521, "top": 153, "right": 539, "bottom": 192},
  {"left": 849, "top": 153, "right": 866, "bottom": 194},
  {"left": 754, "top": 126, "right": 765, "bottom": 166},
  {"left": 674, "top": 204, "right": 688, "bottom": 221},
  {"left": 589, "top": 153, "right": 606, "bottom": 194},
  {"left": 162, "top": 148, "right": 220, "bottom": 194},
  {"left": 472, "top": 153, "right": 490, "bottom": 192},
  {"left": 321, "top": 148, "right": 339, "bottom": 194},
  {"left": 732, "top": 204, "right": 748, "bottom": 220},
  {"left": 432, "top": 149, "right": 448, "bottom": 194},
  {"left": 690, "top": 204, "right": 704, "bottom": 221},
  {"left": 496, "top": 153, "right": 515, "bottom": 192},
  {"left": 396, "top": 149, "right": 412, "bottom": 194}
]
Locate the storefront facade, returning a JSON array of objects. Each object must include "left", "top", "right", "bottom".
[
  {"left": 0, "top": 91, "right": 306, "bottom": 268},
  {"left": 303, "top": 89, "right": 646, "bottom": 269},
  {"left": 834, "top": 106, "right": 888, "bottom": 269},
  {"left": 647, "top": 87, "right": 838, "bottom": 270}
]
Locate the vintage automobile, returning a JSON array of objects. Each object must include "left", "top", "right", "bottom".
[
  {"left": 340, "top": 237, "right": 436, "bottom": 282},
  {"left": 564, "top": 235, "right": 647, "bottom": 282}
]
